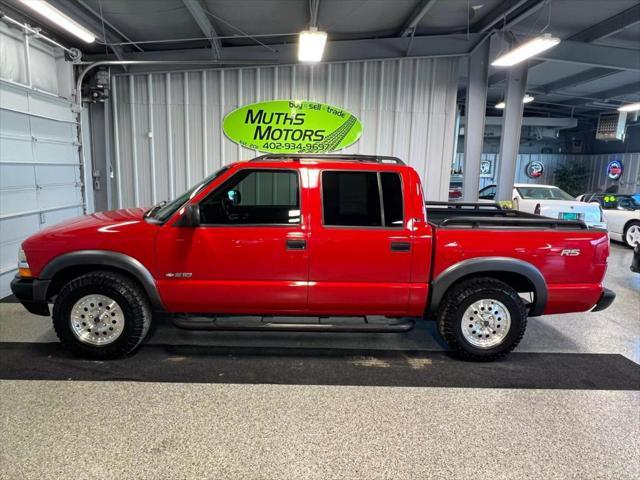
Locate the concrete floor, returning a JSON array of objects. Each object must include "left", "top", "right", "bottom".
[{"left": 0, "top": 243, "right": 639, "bottom": 479}]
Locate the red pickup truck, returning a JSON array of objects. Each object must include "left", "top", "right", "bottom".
[{"left": 11, "top": 154, "right": 615, "bottom": 361}]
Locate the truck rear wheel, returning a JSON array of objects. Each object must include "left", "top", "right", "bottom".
[
  {"left": 52, "top": 271, "right": 151, "bottom": 359},
  {"left": 437, "top": 277, "right": 527, "bottom": 361}
]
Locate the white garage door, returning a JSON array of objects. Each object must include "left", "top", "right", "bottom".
[{"left": 0, "top": 81, "right": 83, "bottom": 298}]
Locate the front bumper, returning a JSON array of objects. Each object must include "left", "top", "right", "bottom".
[
  {"left": 10, "top": 276, "right": 51, "bottom": 316},
  {"left": 591, "top": 288, "right": 616, "bottom": 312}
]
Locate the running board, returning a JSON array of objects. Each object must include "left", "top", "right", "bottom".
[{"left": 171, "top": 315, "right": 415, "bottom": 333}]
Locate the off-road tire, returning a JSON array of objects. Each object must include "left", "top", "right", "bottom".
[
  {"left": 437, "top": 277, "right": 527, "bottom": 361},
  {"left": 52, "top": 271, "right": 151, "bottom": 359}
]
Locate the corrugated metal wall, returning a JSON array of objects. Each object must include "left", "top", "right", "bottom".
[
  {"left": 0, "top": 23, "right": 81, "bottom": 298},
  {"left": 112, "top": 57, "right": 460, "bottom": 207},
  {"left": 455, "top": 152, "right": 640, "bottom": 193}
]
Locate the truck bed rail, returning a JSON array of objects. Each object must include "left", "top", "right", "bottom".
[
  {"left": 439, "top": 216, "right": 589, "bottom": 229},
  {"left": 425, "top": 201, "right": 503, "bottom": 211}
]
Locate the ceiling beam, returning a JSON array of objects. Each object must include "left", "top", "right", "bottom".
[
  {"left": 182, "top": 0, "right": 222, "bottom": 59},
  {"left": 487, "top": 4, "right": 640, "bottom": 88},
  {"left": 535, "top": 67, "right": 618, "bottom": 94},
  {"left": 399, "top": 0, "right": 439, "bottom": 37},
  {"left": 569, "top": 3, "right": 640, "bottom": 42},
  {"left": 534, "top": 40, "right": 640, "bottom": 71},
  {"left": 461, "top": 116, "right": 578, "bottom": 128},
  {"left": 84, "top": 33, "right": 482, "bottom": 72},
  {"left": 473, "top": 0, "right": 544, "bottom": 33},
  {"left": 558, "top": 81, "right": 640, "bottom": 106}
]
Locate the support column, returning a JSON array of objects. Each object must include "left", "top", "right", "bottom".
[
  {"left": 496, "top": 63, "right": 528, "bottom": 202},
  {"left": 462, "top": 38, "right": 490, "bottom": 202}
]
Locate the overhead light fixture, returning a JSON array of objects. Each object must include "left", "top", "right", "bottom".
[
  {"left": 491, "top": 33, "right": 560, "bottom": 67},
  {"left": 298, "top": 27, "right": 327, "bottom": 62},
  {"left": 618, "top": 102, "right": 640, "bottom": 112},
  {"left": 18, "top": 0, "right": 96, "bottom": 43},
  {"left": 495, "top": 95, "right": 534, "bottom": 109}
]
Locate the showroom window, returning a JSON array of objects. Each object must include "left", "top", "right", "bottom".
[
  {"left": 199, "top": 169, "right": 300, "bottom": 225},
  {"left": 322, "top": 171, "right": 403, "bottom": 228}
]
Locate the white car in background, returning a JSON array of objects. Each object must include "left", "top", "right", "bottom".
[
  {"left": 478, "top": 183, "right": 607, "bottom": 229},
  {"left": 577, "top": 193, "right": 640, "bottom": 248}
]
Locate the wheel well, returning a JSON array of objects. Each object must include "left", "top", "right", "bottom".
[
  {"left": 624, "top": 219, "right": 640, "bottom": 233},
  {"left": 46, "top": 265, "right": 145, "bottom": 302},
  {"left": 448, "top": 271, "right": 536, "bottom": 296}
]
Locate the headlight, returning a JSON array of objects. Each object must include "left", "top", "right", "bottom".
[
  {"left": 18, "top": 247, "right": 27, "bottom": 265},
  {"left": 18, "top": 247, "right": 32, "bottom": 278}
]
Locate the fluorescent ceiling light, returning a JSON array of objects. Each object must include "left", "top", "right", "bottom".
[
  {"left": 298, "top": 27, "right": 327, "bottom": 62},
  {"left": 19, "top": 0, "right": 95, "bottom": 43},
  {"left": 495, "top": 95, "right": 534, "bottom": 109},
  {"left": 491, "top": 34, "right": 560, "bottom": 67},
  {"left": 618, "top": 102, "right": 640, "bottom": 112}
]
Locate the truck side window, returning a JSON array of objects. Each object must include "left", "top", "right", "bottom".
[
  {"left": 380, "top": 172, "right": 403, "bottom": 227},
  {"left": 322, "top": 171, "right": 403, "bottom": 228},
  {"left": 199, "top": 169, "right": 300, "bottom": 225},
  {"left": 323, "top": 171, "right": 381, "bottom": 227}
]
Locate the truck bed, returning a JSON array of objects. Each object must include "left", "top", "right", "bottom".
[
  {"left": 425, "top": 202, "right": 589, "bottom": 230},
  {"left": 425, "top": 201, "right": 609, "bottom": 315}
]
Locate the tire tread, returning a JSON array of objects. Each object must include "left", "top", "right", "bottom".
[
  {"left": 437, "top": 277, "right": 527, "bottom": 361},
  {"left": 52, "top": 271, "right": 151, "bottom": 359}
]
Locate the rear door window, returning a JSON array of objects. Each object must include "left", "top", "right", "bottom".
[
  {"left": 321, "top": 171, "right": 403, "bottom": 228},
  {"left": 380, "top": 172, "right": 403, "bottom": 227}
]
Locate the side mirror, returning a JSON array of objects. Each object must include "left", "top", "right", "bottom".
[
  {"left": 182, "top": 203, "right": 200, "bottom": 227},
  {"left": 227, "top": 189, "right": 241, "bottom": 206}
]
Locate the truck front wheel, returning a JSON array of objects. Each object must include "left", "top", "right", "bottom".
[
  {"left": 52, "top": 271, "right": 151, "bottom": 359},
  {"left": 437, "top": 277, "right": 527, "bottom": 361}
]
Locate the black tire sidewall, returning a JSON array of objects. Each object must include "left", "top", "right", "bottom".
[
  {"left": 624, "top": 221, "right": 640, "bottom": 248},
  {"left": 447, "top": 286, "right": 525, "bottom": 358},
  {"left": 53, "top": 274, "right": 147, "bottom": 358}
]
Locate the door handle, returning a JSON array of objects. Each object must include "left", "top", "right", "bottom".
[
  {"left": 390, "top": 241, "right": 411, "bottom": 252},
  {"left": 286, "top": 239, "right": 306, "bottom": 250}
]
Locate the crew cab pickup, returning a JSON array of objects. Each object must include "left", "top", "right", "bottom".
[{"left": 11, "top": 154, "right": 615, "bottom": 360}]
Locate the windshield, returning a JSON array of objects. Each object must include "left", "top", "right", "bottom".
[
  {"left": 603, "top": 195, "right": 640, "bottom": 210},
  {"left": 516, "top": 186, "right": 575, "bottom": 201},
  {"left": 146, "top": 166, "right": 229, "bottom": 223}
]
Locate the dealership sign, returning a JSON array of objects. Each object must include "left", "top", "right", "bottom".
[
  {"left": 223, "top": 100, "right": 362, "bottom": 153},
  {"left": 606, "top": 159, "right": 623, "bottom": 180},
  {"left": 525, "top": 160, "right": 544, "bottom": 178}
]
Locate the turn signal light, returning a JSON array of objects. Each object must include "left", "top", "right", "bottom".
[{"left": 18, "top": 267, "right": 33, "bottom": 278}]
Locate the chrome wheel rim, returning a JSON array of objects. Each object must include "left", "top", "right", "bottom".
[
  {"left": 461, "top": 299, "right": 511, "bottom": 349},
  {"left": 626, "top": 225, "right": 640, "bottom": 247},
  {"left": 70, "top": 294, "right": 124, "bottom": 346}
]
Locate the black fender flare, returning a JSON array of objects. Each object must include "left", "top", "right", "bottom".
[
  {"left": 427, "top": 257, "right": 547, "bottom": 317},
  {"left": 39, "top": 250, "right": 165, "bottom": 311}
]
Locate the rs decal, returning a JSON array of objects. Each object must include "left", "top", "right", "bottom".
[{"left": 560, "top": 249, "right": 581, "bottom": 257}]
